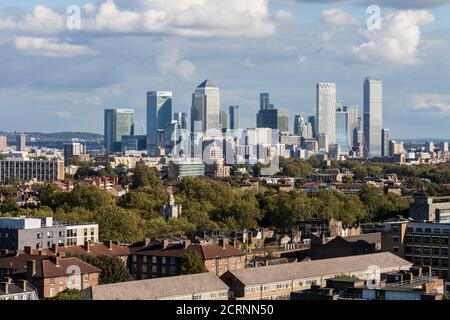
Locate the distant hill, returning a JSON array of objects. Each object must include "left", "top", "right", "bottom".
[{"left": 0, "top": 132, "right": 103, "bottom": 142}]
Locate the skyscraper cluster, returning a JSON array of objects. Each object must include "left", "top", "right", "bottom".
[{"left": 103, "top": 76, "right": 387, "bottom": 161}]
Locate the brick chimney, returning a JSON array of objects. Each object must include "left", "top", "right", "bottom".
[
  {"left": 0, "top": 282, "right": 9, "bottom": 294},
  {"left": 162, "top": 239, "right": 170, "bottom": 249},
  {"left": 143, "top": 238, "right": 151, "bottom": 247},
  {"left": 19, "top": 279, "right": 28, "bottom": 291},
  {"left": 24, "top": 246, "right": 32, "bottom": 255},
  {"left": 219, "top": 239, "right": 226, "bottom": 249},
  {"left": 107, "top": 240, "right": 113, "bottom": 251},
  {"left": 52, "top": 244, "right": 59, "bottom": 255},
  {"left": 27, "top": 260, "right": 36, "bottom": 277},
  {"left": 183, "top": 240, "right": 191, "bottom": 249},
  {"left": 51, "top": 255, "right": 61, "bottom": 267},
  {"left": 85, "top": 240, "right": 92, "bottom": 253}
]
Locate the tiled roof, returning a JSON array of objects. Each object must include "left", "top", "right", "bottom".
[
  {"left": 35, "top": 257, "right": 100, "bottom": 278},
  {"left": 225, "top": 252, "right": 412, "bottom": 286},
  {"left": 86, "top": 272, "right": 229, "bottom": 300},
  {"left": 57, "top": 242, "right": 130, "bottom": 258},
  {"left": 189, "top": 244, "right": 245, "bottom": 260}
]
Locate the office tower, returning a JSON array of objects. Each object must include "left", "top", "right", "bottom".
[
  {"left": 229, "top": 105, "right": 239, "bottom": 130},
  {"left": 294, "top": 115, "right": 302, "bottom": 136},
  {"left": 336, "top": 100, "right": 343, "bottom": 111},
  {"left": 191, "top": 80, "right": 220, "bottom": 133},
  {"left": 317, "top": 133, "right": 328, "bottom": 152},
  {"left": 16, "top": 133, "right": 26, "bottom": 151},
  {"left": 389, "top": 141, "right": 404, "bottom": 156},
  {"left": 64, "top": 142, "right": 86, "bottom": 159},
  {"left": 336, "top": 110, "right": 351, "bottom": 154},
  {"left": 307, "top": 116, "right": 317, "bottom": 137},
  {"left": 121, "top": 135, "right": 147, "bottom": 151},
  {"left": 382, "top": 129, "right": 390, "bottom": 157},
  {"left": 174, "top": 112, "right": 188, "bottom": 130},
  {"left": 329, "top": 144, "right": 341, "bottom": 160},
  {"left": 343, "top": 106, "right": 359, "bottom": 147},
  {"left": 0, "top": 135, "right": 7, "bottom": 151},
  {"left": 425, "top": 141, "right": 435, "bottom": 153},
  {"left": 260, "top": 93, "right": 270, "bottom": 110},
  {"left": 104, "top": 109, "right": 134, "bottom": 153},
  {"left": 220, "top": 110, "right": 230, "bottom": 131},
  {"left": 364, "top": 77, "right": 383, "bottom": 158},
  {"left": 147, "top": 91, "right": 173, "bottom": 155},
  {"left": 316, "top": 83, "right": 337, "bottom": 144},
  {"left": 439, "top": 141, "right": 449, "bottom": 153},
  {"left": 257, "top": 108, "right": 289, "bottom": 132}
]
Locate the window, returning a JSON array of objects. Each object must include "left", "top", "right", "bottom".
[
  {"left": 152, "top": 265, "right": 157, "bottom": 273},
  {"left": 393, "top": 247, "right": 399, "bottom": 253},
  {"left": 162, "top": 257, "right": 166, "bottom": 264},
  {"left": 142, "top": 265, "right": 147, "bottom": 273},
  {"left": 50, "top": 277, "right": 55, "bottom": 285},
  {"left": 414, "top": 236, "right": 422, "bottom": 243},
  {"left": 161, "top": 266, "right": 166, "bottom": 274},
  {"left": 423, "top": 237, "right": 431, "bottom": 244},
  {"left": 434, "top": 229, "right": 441, "bottom": 234},
  {"left": 152, "top": 257, "right": 157, "bottom": 264},
  {"left": 432, "top": 247, "right": 440, "bottom": 255},
  {"left": 49, "top": 288, "right": 55, "bottom": 298},
  {"left": 405, "top": 236, "right": 413, "bottom": 243},
  {"left": 393, "top": 236, "right": 399, "bottom": 242},
  {"left": 432, "top": 237, "right": 440, "bottom": 244},
  {"left": 432, "top": 258, "right": 440, "bottom": 267},
  {"left": 423, "top": 258, "right": 430, "bottom": 266},
  {"left": 47, "top": 231, "right": 54, "bottom": 238},
  {"left": 171, "top": 257, "right": 176, "bottom": 265},
  {"left": 170, "top": 266, "right": 176, "bottom": 275},
  {"left": 132, "top": 255, "right": 137, "bottom": 263},
  {"left": 425, "top": 228, "right": 432, "bottom": 233},
  {"left": 416, "top": 228, "right": 423, "bottom": 233},
  {"left": 59, "top": 276, "right": 64, "bottom": 285},
  {"left": 441, "top": 248, "right": 449, "bottom": 256},
  {"left": 393, "top": 226, "right": 400, "bottom": 232},
  {"left": 414, "top": 247, "right": 422, "bottom": 254},
  {"left": 441, "top": 238, "right": 449, "bottom": 245},
  {"left": 83, "top": 274, "right": 89, "bottom": 282},
  {"left": 405, "top": 246, "right": 413, "bottom": 254},
  {"left": 441, "top": 259, "right": 449, "bottom": 267},
  {"left": 142, "top": 256, "right": 147, "bottom": 264}
]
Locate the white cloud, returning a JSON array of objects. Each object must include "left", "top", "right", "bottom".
[
  {"left": 243, "top": 58, "right": 256, "bottom": 68},
  {"left": 155, "top": 50, "right": 196, "bottom": 81},
  {"left": 321, "top": 9, "right": 359, "bottom": 26},
  {"left": 3, "top": 0, "right": 276, "bottom": 38},
  {"left": 353, "top": 10, "right": 435, "bottom": 65},
  {"left": 15, "top": 37, "right": 96, "bottom": 57},
  {"left": 56, "top": 111, "right": 72, "bottom": 118},
  {"left": 0, "top": 5, "right": 65, "bottom": 35},
  {"left": 274, "top": 10, "right": 294, "bottom": 22},
  {"left": 412, "top": 94, "right": 450, "bottom": 113},
  {"left": 298, "top": 55, "right": 307, "bottom": 63}
]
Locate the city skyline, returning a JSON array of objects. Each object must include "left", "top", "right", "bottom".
[{"left": 1, "top": 1, "right": 450, "bottom": 138}]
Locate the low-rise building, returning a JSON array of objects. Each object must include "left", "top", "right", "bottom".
[
  {"left": 409, "top": 196, "right": 450, "bottom": 223},
  {"left": 83, "top": 272, "right": 229, "bottom": 300},
  {"left": 220, "top": 252, "right": 412, "bottom": 300},
  {"left": 0, "top": 159, "right": 65, "bottom": 182},
  {"left": 0, "top": 278, "right": 38, "bottom": 300},
  {"left": 0, "top": 217, "right": 99, "bottom": 251}
]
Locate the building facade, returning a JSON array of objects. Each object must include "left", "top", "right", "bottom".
[
  {"left": 363, "top": 77, "right": 383, "bottom": 158},
  {"left": 104, "top": 109, "right": 134, "bottom": 153},
  {"left": 316, "top": 83, "right": 336, "bottom": 144},
  {"left": 147, "top": 91, "right": 173, "bottom": 155},
  {"left": 191, "top": 80, "right": 220, "bottom": 134},
  {"left": 0, "top": 159, "right": 64, "bottom": 182},
  {"left": 229, "top": 105, "right": 239, "bottom": 130}
]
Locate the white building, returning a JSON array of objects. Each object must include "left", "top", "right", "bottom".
[
  {"left": 316, "top": 83, "right": 337, "bottom": 144},
  {"left": 364, "top": 77, "right": 383, "bottom": 158}
]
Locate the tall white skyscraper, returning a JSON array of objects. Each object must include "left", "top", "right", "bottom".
[
  {"left": 316, "top": 83, "right": 337, "bottom": 144},
  {"left": 191, "top": 80, "right": 220, "bottom": 133},
  {"left": 364, "top": 77, "right": 383, "bottom": 158},
  {"left": 147, "top": 91, "right": 173, "bottom": 155}
]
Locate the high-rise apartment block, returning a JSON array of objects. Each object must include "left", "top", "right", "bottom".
[
  {"left": 0, "top": 159, "right": 64, "bottom": 182},
  {"left": 16, "top": 133, "right": 26, "bottom": 152},
  {"left": 382, "top": 128, "right": 390, "bottom": 157},
  {"left": 64, "top": 142, "right": 86, "bottom": 159},
  {"left": 316, "top": 83, "right": 337, "bottom": 144}
]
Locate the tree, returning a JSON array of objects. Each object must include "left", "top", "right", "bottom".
[
  {"left": 131, "top": 165, "right": 162, "bottom": 189},
  {"left": 179, "top": 250, "right": 207, "bottom": 275},
  {"left": 75, "top": 255, "right": 132, "bottom": 285},
  {"left": 1, "top": 196, "right": 19, "bottom": 214},
  {"left": 50, "top": 289, "right": 85, "bottom": 300},
  {"left": 92, "top": 206, "right": 146, "bottom": 243}
]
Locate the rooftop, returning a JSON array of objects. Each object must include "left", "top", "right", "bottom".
[
  {"left": 86, "top": 272, "right": 229, "bottom": 300},
  {"left": 225, "top": 252, "right": 412, "bottom": 286}
]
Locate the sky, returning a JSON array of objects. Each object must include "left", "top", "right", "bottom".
[{"left": 1, "top": 0, "right": 450, "bottom": 138}]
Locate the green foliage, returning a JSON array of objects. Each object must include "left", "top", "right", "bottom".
[
  {"left": 118, "top": 187, "right": 168, "bottom": 220},
  {"left": 131, "top": 165, "right": 162, "bottom": 189},
  {"left": 1, "top": 196, "right": 19, "bottom": 213},
  {"left": 50, "top": 289, "right": 85, "bottom": 300},
  {"left": 279, "top": 157, "right": 313, "bottom": 179},
  {"left": 179, "top": 251, "right": 207, "bottom": 275},
  {"left": 75, "top": 255, "right": 132, "bottom": 285}
]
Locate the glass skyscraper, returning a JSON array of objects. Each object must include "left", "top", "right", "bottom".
[
  {"left": 336, "top": 110, "right": 351, "bottom": 154},
  {"left": 260, "top": 93, "right": 271, "bottom": 110},
  {"left": 257, "top": 108, "right": 289, "bottom": 133},
  {"left": 343, "top": 106, "right": 359, "bottom": 148},
  {"left": 104, "top": 108, "right": 134, "bottom": 153},
  {"left": 220, "top": 110, "right": 230, "bottom": 131},
  {"left": 147, "top": 91, "right": 173, "bottom": 155},
  {"left": 191, "top": 80, "right": 220, "bottom": 133},
  {"left": 364, "top": 77, "right": 383, "bottom": 158},
  {"left": 316, "top": 83, "right": 337, "bottom": 144},
  {"left": 229, "top": 105, "right": 239, "bottom": 130}
]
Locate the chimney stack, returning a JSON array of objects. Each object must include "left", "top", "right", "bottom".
[
  {"left": 162, "top": 239, "right": 170, "bottom": 249},
  {"left": 143, "top": 238, "right": 151, "bottom": 247},
  {"left": 52, "top": 244, "right": 59, "bottom": 255},
  {"left": 0, "top": 282, "right": 9, "bottom": 294},
  {"left": 20, "top": 279, "right": 28, "bottom": 291},
  {"left": 219, "top": 239, "right": 226, "bottom": 249},
  {"left": 107, "top": 240, "right": 113, "bottom": 251},
  {"left": 27, "top": 260, "right": 36, "bottom": 277},
  {"left": 183, "top": 240, "right": 191, "bottom": 249}
]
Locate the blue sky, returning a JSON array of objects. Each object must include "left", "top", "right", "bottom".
[{"left": 1, "top": 0, "right": 450, "bottom": 138}]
